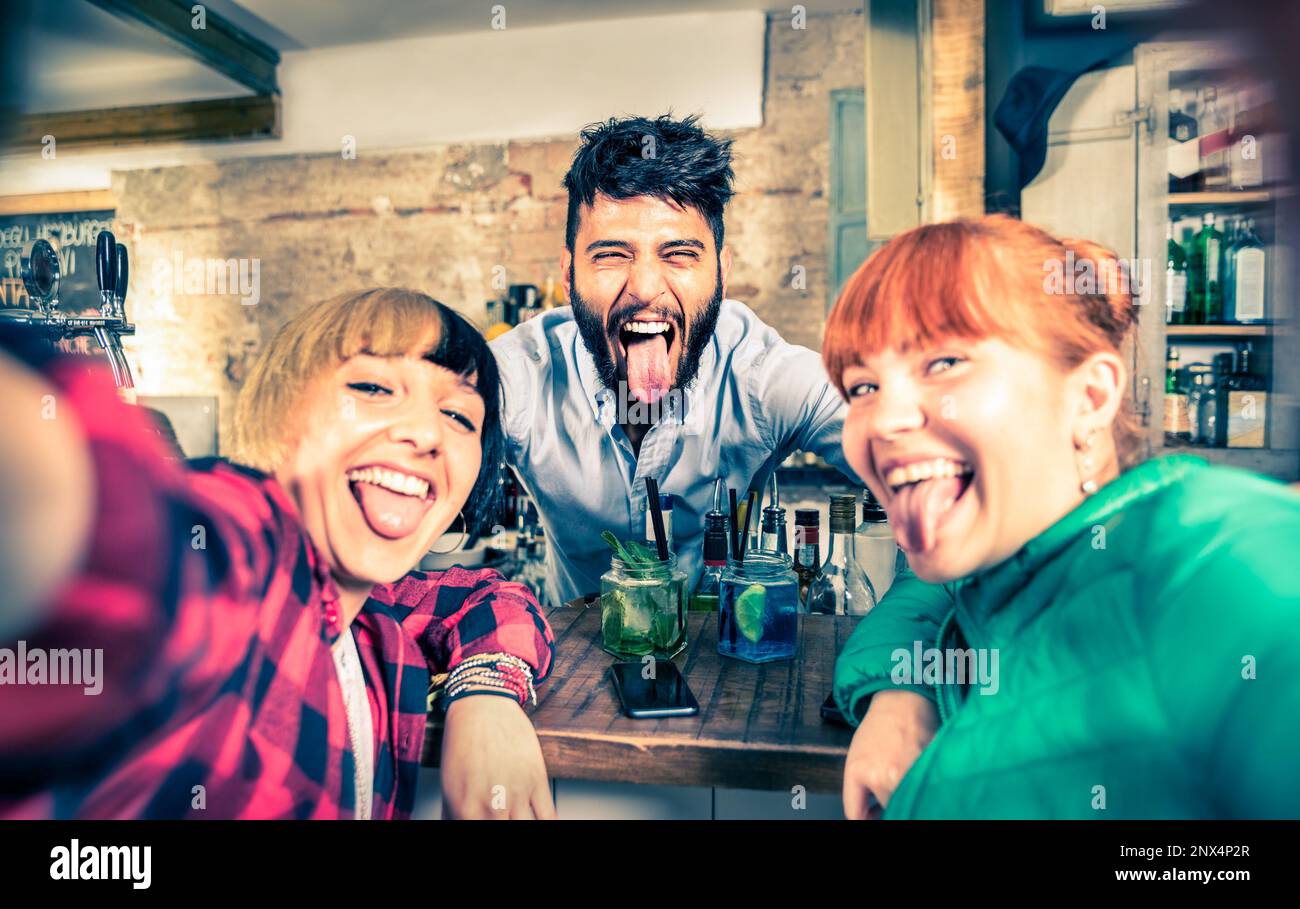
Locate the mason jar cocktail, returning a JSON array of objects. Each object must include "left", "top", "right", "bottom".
[
  {"left": 717, "top": 551, "right": 798, "bottom": 663},
  {"left": 600, "top": 554, "right": 688, "bottom": 659}
]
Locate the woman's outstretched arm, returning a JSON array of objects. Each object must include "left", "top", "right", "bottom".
[{"left": 0, "top": 348, "right": 93, "bottom": 641}]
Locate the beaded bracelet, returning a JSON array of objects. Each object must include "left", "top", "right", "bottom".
[{"left": 439, "top": 652, "right": 536, "bottom": 708}]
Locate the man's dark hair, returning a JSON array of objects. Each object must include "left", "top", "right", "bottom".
[{"left": 563, "top": 114, "right": 736, "bottom": 253}]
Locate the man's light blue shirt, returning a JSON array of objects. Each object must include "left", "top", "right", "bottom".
[{"left": 490, "top": 299, "right": 858, "bottom": 606}]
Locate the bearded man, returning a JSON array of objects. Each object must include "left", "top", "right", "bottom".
[{"left": 491, "top": 114, "right": 858, "bottom": 606}]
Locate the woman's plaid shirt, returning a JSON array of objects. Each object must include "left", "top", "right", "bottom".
[{"left": 0, "top": 357, "right": 554, "bottom": 819}]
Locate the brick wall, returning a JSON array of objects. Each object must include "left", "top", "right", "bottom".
[{"left": 112, "top": 11, "right": 863, "bottom": 453}]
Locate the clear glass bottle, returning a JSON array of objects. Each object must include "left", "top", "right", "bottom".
[
  {"left": 1199, "top": 86, "right": 1230, "bottom": 188},
  {"left": 807, "top": 494, "right": 876, "bottom": 616},
  {"left": 1227, "top": 219, "right": 1267, "bottom": 324},
  {"left": 718, "top": 551, "right": 798, "bottom": 663},
  {"left": 854, "top": 489, "right": 897, "bottom": 600},
  {"left": 759, "top": 504, "right": 788, "bottom": 555},
  {"left": 644, "top": 494, "right": 674, "bottom": 553}
]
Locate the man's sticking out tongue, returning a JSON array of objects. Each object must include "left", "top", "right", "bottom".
[
  {"left": 625, "top": 333, "right": 672, "bottom": 404},
  {"left": 890, "top": 476, "right": 965, "bottom": 554},
  {"left": 354, "top": 481, "right": 432, "bottom": 540}
]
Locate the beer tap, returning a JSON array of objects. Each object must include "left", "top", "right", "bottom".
[
  {"left": 114, "top": 241, "right": 129, "bottom": 321},
  {"left": 96, "top": 230, "right": 117, "bottom": 318},
  {"left": 6, "top": 231, "right": 136, "bottom": 389},
  {"left": 17, "top": 238, "right": 61, "bottom": 321}
]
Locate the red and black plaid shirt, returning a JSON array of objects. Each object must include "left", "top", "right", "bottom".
[{"left": 0, "top": 357, "right": 554, "bottom": 819}]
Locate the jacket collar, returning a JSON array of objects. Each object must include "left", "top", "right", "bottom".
[{"left": 955, "top": 454, "right": 1207, "bottom": 630}]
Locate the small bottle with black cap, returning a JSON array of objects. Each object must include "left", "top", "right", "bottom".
[{"left": 690, "top": 512, "right": 728, "bottom": 612}]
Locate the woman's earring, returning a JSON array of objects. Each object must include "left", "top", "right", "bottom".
[
  {"left": 429, "top": 511, "right": 470, "bottom": 555},
  {"left": 1077, "top": 430, "right": 1099, "bottom": 495}
]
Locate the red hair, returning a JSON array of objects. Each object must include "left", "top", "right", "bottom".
[{"left": 822, "top": 214, "right": 1143, "bottom": 465}]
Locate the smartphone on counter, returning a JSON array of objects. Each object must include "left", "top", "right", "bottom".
[
  {"left": 608, "top": 660, "right": 699, "bottom": 719},
  {"left": 821, "top": 692, "right": 849, "bottom": 726}
]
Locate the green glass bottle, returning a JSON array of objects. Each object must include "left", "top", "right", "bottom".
[
  {"left": 1188, "top": 212, "right": 1224, "bottom": 324},
  {"left": 1165, "top": 222, "right": 1188, "bottom": 324}
]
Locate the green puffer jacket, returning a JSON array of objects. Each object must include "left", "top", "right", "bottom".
[{"left": 833, "top": 454, "right": 1300, "bottom": 819}]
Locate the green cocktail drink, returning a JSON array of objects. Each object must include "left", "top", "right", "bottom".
[{"left": 599, "top": 533, "right": 688, "bottom": 659}]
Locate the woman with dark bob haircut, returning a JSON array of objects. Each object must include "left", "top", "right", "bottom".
[{"left": 0, "top": 288, "right": 557, "bottom": 819}]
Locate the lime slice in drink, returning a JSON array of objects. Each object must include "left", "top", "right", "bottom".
[{"left": 733, "top": 584, "right": 767, "bottom": 643}]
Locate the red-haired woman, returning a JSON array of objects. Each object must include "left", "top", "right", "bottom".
[{"left": 825, "top": 214, "right": 1300, "bottom": 819}]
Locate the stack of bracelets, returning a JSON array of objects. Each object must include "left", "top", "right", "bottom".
[{"left": 441, "top": 653, "right": 536, "bottom": 709}]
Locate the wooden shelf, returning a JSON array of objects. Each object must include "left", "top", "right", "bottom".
[
  {"left": 1166, "top": 324, "right": 1271, "bottom": 337},
  {"left": 1157, "top": 445, "right": 1299, "bottom": 480},
  {"left": 1168, "top": 190, "right": 1277, "bottom": 206}
]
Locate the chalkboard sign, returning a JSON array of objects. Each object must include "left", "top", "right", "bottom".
[{"left": 0, "top": 209, "right": 116, "bottom": 317}]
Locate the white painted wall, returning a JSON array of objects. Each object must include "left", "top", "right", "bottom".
[{"left": 2, "top": 10, "right": 766, "bottom": 196}]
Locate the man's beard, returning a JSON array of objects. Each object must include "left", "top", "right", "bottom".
[{"left": 570, "top": 262, "right": 724, "bottom": 398}]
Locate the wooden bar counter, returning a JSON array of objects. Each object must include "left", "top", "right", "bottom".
[{"left": 425, "top": 600, "right": 863, "bottom": 794}]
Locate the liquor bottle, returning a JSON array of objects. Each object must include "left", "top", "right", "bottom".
[
  {"left": 1220, "top": 342, "right": 1268, "bottom": 448},
  {"left": 758, "top": 473, "right": 788, "bottom": 555},
  {"left": 1221, "top": 217, "right": 1239, "bottom": 316},
  {"left": 1227, "top": 219, "right": 1267, "bottom": 324},
  {"left": 540, "top": 277, "right": 558, "bottom": 313},
  {"left": 792, "top": 509, "right": 822, "bottom": 610},
  {"left": 1164, "top": 346, "right": 1190, "bottom": 447},
  {"left": 1168, "top": 88, "right": 1201, "bottom": 193},
  {"left": 760, "top": 504, "right": 789, "bottom": 555},
  {"left": 511, "top": 284, "right": 542, "bottom": 322},
  {"left": 807, "top": 495, "right": 876, "bottom": 616},
  {"left": 1192, "top": 357, "right": 1229, "bottom": 447},
  {"left": 855, "top": 489, "right": 897, "bottom": 599},
  {"left": 690, "top": 512, "right": 728, "bottom": 611},
  {"left": 1199, "top": 86, "right": 1230, "bottom": 189},
  {"left": 1185, "top": 365, "right": 1212, "bottom": 446},
  {"left": 1230, "top": 85, "right": 1266, "bottom": 189},
  {"left": 644, "top": 494, "right": 673, "bottom": 553},
  {"left": 520, "top": 530, "right": 548, "bottom": 603},
  {"left": 1165, "top": 222, "right": 1189, "bottom": 324},
  {"left": 1187, "top": 213, "right": 1224, "bottom": 324}
]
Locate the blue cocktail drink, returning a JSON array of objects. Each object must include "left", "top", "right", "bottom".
[{"left": 718, "top": 551, "right": 798, "bottom": 663}]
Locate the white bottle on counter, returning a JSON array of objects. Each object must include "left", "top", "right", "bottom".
[{"left": 855, "top": 489, "right": 897, "bottom": 599}]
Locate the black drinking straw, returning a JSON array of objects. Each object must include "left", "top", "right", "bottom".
[
  {"left": 644, "top": 477, "right": 669, "bottom": 561},
  {"left": 728, "top": 487, "right": 739, "bottom": 559},
  {"left": 739, "top": 490, "right": 757, "bottom": 565}
]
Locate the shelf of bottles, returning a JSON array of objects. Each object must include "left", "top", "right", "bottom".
[
  {"left": 483, "top": 278, "right": 567, "bottom": 341},
  {"left": 1159, "top": 63, "right": 1291, "bottom": 466}
]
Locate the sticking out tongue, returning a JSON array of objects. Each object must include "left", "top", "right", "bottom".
[
  {"left": 352, "top": 481, "right": 433, "bottom": 540},
  {"left": 625, "top": 333, "right": 672, "bottom": 404},
  {"left": 890, "top": 475, "right": 967, "bottom": 554}
]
